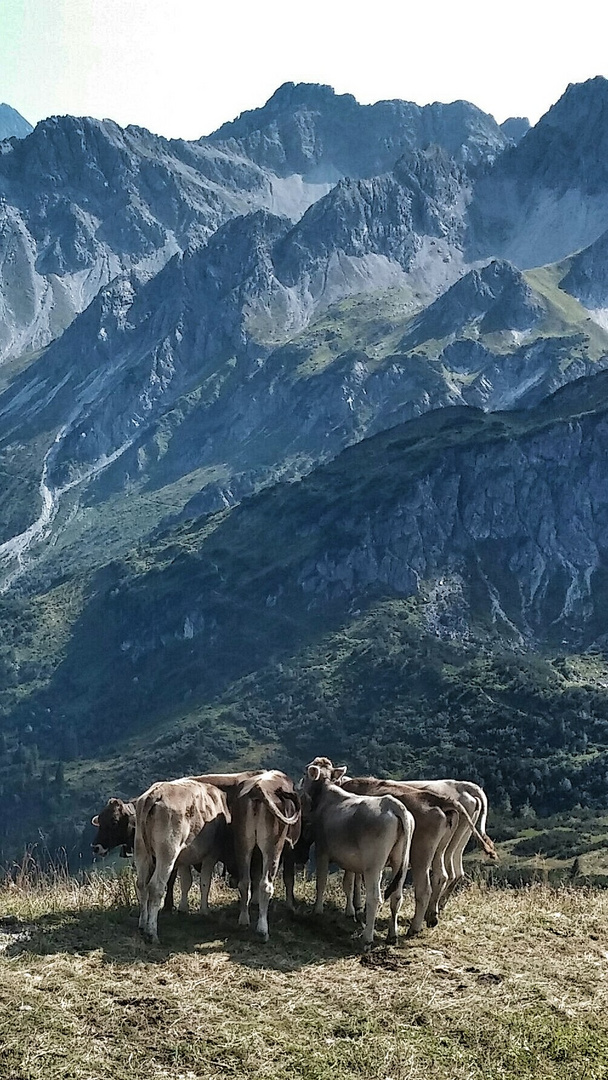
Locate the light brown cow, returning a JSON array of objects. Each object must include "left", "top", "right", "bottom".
[
  {"left": 191, "top": 770, "right": 303, "bottom": 926},
  {"left": 302, "top": 757, "right": 414, "bottom": 950},
  {"left": 229, "top": 770, "right": 301, "bottom": 941},
  {"left": 339, "top": 774, "right": 496, "bottom": 930},
  {"left": 134, "top": 777, "right": 230, "bottom": 943},
  {"left": 403, "top": 779, "right": 494, "bottom": 907},
  {"left": 340, "top": 776, "right": 459, "bottom": 934}
]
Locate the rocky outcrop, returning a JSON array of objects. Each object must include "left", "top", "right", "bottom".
[{"left": 500, "top": 117, "right": 530, "bottom": 144}]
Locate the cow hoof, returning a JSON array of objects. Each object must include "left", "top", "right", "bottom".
[
  {"left": 386, "top": 933, "right": 397, "bottom": 945},
  {"left": 362, "top": 941, "right": 373, "bottom": 953},
  {"left": 405, "top": 925, "right": 420, "bottom": 939},
  {"left": 426, "top": 913, "right": 438, "bottom": 928},
  {"left": 256, "top": 931, "right": 269, "bottom": 943}
]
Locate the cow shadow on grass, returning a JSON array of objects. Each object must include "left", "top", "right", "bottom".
[{"left": 3, "top": 898, "right": 393, "bottom": 971}]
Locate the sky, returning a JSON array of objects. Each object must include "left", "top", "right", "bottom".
[{"left": 2, "top": 0, "right": 607, "bottom": 140}]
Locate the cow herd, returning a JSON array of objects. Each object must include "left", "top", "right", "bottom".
[{"left": 91, "top": 756, "right": 497, "bottom": 950}]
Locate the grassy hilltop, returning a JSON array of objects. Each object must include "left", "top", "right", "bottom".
[{"left": 1, "top": 872, "right": 608, "bottom": 1080}]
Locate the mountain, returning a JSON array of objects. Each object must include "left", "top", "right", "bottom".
[
  {"left": 0, "top": 104, "right": 32, "bottom": 141},
  {"left": 2, "top": 77, "right": 608, "bottom": 862},
  {"left": 209, "top": 81, "right": 510, "bottom": 178},
  {"left": 0, "top": 86, "right": 513, "bottom": 369},
  {"left": 2, "top": 371, "right": 608, "bottom": 859},
  {"left": 473, "top": 78, "right": 608, "bottom": 267}
]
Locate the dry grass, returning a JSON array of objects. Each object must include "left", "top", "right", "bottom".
[{"left": 1, "top": 869, "right": 608, "bottom": 1080}]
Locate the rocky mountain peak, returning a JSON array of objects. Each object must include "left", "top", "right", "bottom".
[
  {"left": 500, "top": 117, "right": 530, "bottom": 144},
  {"left": 498, "top": 76, "right": 608, "bottom": 196},
  {"left": 402, "top": 259, "right": 546, "bottom": 348},
  {"left": 0, "top": 103, "right": 33, "bottom": 141},
  {"left": 208, "top": 82, "right": 510, "bottom": 181}
]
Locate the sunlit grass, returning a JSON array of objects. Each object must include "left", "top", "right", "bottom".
[{"left": 1, "top": 868, "right": 608, "bottom": 1079}]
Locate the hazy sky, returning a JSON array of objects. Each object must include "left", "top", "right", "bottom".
[{"left": 2, "top": 0, "right": 606, "bottom": 139}]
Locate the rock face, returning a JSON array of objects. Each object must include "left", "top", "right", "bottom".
[
  {"left": 0, "top": 104, "right": 32, "bottom": 141},
  {"left": 209, "top": 81, "right": 510, "bottom": 178},
  {"left": 560, "top": 229, "right": 608, "bottom": 325},
  {"left": 293, "top": 390, "right": 608, "bottom": 649},
  {"left": 473, "top": 78, "right": 608, "bottom": 267}
]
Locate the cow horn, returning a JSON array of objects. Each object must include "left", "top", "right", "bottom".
[{"left": 91, "top": 815, "right": 99, "bottom": 827}]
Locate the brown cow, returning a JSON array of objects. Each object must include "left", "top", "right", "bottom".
[
  {"left": 302, "top": 758, "right": 414, "bottom": 950},
  {"left": 191, "top": 770, "right": 303, "bottom": 925},
  {"left": 229, "top": 771, "right": 301, "bottom": 941},
  {"left": 402, "top": 779, "right": 494, "bottom": 907},
  {"left": 134, "top": 777, "right": 231, "bottom": 943}
]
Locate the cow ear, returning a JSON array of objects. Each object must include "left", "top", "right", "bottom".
[
  {"left": 331, "top": 766, "right": 348, "bottom": 783},
  {"left": 91, "top": 815, "right": 99, "bottom": 827},
  {"left": 307, "top": 764, "right": 321, "bottom": 781}
]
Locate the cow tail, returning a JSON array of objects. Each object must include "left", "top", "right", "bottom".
[
  {"left": 450, "top": 798, "right": 498, "bottom": 861},
  {"left": 383, "top": 798, "right": 412, "bottom": 900},
  {"left": 259, "top": 784, "right": 301, "bottom": 826}
]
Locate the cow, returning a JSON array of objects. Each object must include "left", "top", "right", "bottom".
[
  {"left": 339, "top": 774, "right": 496, "bottom": 932},
  {"left": 227, "top": 770, "right": 301, "bottom": 941},
  {"left": 403, "top": 779, "right": 494, "bottom": 907},
  {"left": 302, "top": 757, "right": 415, "bottom": 950},
  {"left": 91, "top": 798, "right": 136, "bottom": 859},
  {"left": 191, "top": 770, "right": 305, "bottom": 924},
  {"left": 91, "top": 795, "right": 186, "bottom": 914},
  {"left": 134, "top": 777, "right": 231, "bottom": 943}
]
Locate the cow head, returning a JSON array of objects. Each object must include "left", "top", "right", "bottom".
[
  {"left": 91, "top": 797, "right": 136, "bottom": 858},
  {"left": 304, "top": 756, "right": 348, "bottom": 784},
  {"left": 302, "top": 758, "right": 349, "bottom": 808}
]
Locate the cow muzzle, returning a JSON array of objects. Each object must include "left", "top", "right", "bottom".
[{"left": 92, "top": 844, "right": 108, "bottom": 858}]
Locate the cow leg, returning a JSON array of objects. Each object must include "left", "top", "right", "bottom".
[
  {"left": 163, "top": 865, "right": 178, "bottom": 913},
  {"left": 143, "top": 859, "right": 176, "bottom": 944},
  {"left": 343, "top": 871, "right": 356, "bottom": 919},
  {"left": 177, "top": 864, "right": 192, "bottom": 913},
  {"left": 256, "top": 846, "right": 282, "bottom": 942},
  {"left": 313, "top": 850, "right": 330, "bottom": 915},
  {"left": 353, "top": 874, "right": 364, "bottom": 923},
  {"left": 425, "top": 828, "right": 452, "bottom": 927},
  {"left": 134, "top": 834, "right": 153, "bottom": 937},
  {"left": 387, "top": 884, "right": 404, "bottom": 944},
  {"left": 236, "top": 845, "right": 253, "bottom": 928},
  {"left": 407, "top": 857, "right": 432, "bottom": 937},
  {"left": 361, "top": 869, "right": 381, "bottom": 950},
  {"left": 198, "top": 855, "right": 215, "bottom": 915},
  {"left": 250, "top": 848, "right": 262, "bottom": 908},
  {"left": 283, "top": 848, "right": 296, "bottom": 911},
  {"left": 438, "top": 830, "right": 468, "bottom": 908}
]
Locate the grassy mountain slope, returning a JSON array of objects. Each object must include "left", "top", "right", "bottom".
[{"left": 2, "top": 373, "right": 608, "bottom": 863}]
